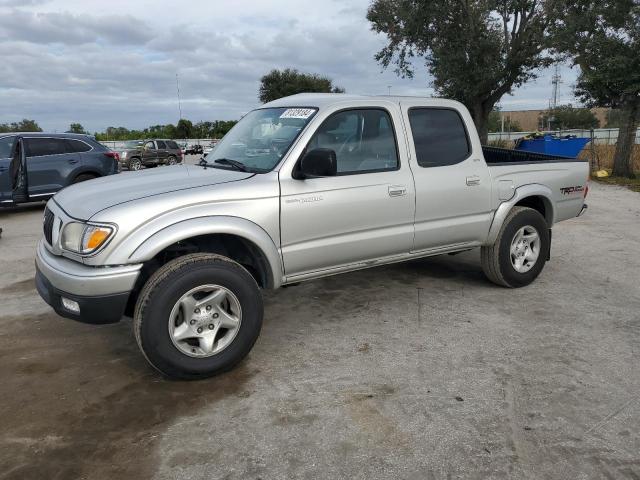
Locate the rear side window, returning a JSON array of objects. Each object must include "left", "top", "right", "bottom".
[
  {"left": 156, "top": 140, "right": 167, "bottom": 149},
  {"left": 0, "top": 136, "right": 15, "bottom": 158},
  {"left": 65, "top": 139, "right": 92, "bottom": 153},
  {"left": 166, "top": 141, "right": 179, "bottom": 149},
  {"left": 408, "top": 108, "right": 470, "bottom": 168},
  {"left": 25, "top": 138, "right": 68, "bottom": 157}
]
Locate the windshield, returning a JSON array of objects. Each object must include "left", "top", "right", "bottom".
[
  {"left": 206, "top": 107, "right": 317, "bottom": 172},
  {"left": 123, "top": 140, "right": 143, "bottom": 149}
]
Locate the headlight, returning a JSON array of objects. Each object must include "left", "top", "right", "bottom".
[
  {"left": 61, "top": 222, "right": 114, "bottom": 254},
  {"left": 121, "top": 151, "right": 127, "bottom": 159}
]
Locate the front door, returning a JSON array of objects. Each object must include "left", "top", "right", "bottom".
[
  {"left": 156, "top": 140, "right": 169, "bottom": 164},
  {"left": 279, "top": 107, "right": 415, "bottom": 277},
  {"left": 400, "top": 101, "right": 493, "bottom": 251},
  {"left": 0, "top": 135, "right": 16, "bottom": 205}
]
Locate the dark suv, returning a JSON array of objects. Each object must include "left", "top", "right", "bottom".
[
  {"left": 0, "top": 133, "right": 119, "bottom": 207},
  {"left": 118, "top": 139, "right": 183, "bottom": 170}
]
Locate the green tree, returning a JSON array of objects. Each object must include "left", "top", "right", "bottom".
[
  {"left": 67, "top": 123, "right": 87, "bottom": 134},
  {"left": 258, "top": 68, "right": 345, "bottom": 103},
  {"left": 0, "top": 119, "right": 42, "bottom": 133},
  {"left": 175, "top": 119, "right": 193, "bottom": 139},
  {"left": 367, "top": 0, "right": 558, "bottom": 143},
  {"left": 539, "top": 105, "right": 600, "bottom": 130},
  {"left": 552, "top": 0, "right": 639, "bottom": 177}
]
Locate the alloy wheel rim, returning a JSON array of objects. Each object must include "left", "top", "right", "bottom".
[
  {"left": 168, "top": 284, "right": 242, "bottom": 358},
  {"left": 130, "top": 159, "right": 141, "bottom": 170},
  {"left": 510, "top": 225, "right": 540, "bottom": 273}
]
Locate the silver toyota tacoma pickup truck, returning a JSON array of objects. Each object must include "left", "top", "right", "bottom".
[{"left": 35, "top": 94, "right": 589, "bottom": 379}]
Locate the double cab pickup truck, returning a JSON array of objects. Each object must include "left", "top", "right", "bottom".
[{"left": 35, "top": 94, "right": 589, "bottom": 379}]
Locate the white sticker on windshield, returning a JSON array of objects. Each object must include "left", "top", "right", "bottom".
[{"left": 280, "top": 108, "right": 315, "bottom": 119}]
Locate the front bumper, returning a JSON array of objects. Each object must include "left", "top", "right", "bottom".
[{"left": 35, "top": 241, "right": 142, "bottom": 324}]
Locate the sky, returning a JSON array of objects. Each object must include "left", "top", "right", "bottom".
[{"left": 0, "top": 0, "right": 580, "bottom": 133}]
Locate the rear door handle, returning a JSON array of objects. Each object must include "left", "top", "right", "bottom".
[
  {"left": 466, "top": 176, "right": 481, "bottom": 186},
  {"left": 68, "top": 159, "right": 78, "bottom": 164},
  {"left": 388, "top": 185, "right": 407, "bottom": 197}
]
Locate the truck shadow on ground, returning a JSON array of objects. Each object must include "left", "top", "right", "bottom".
[{"left": 0, "top": 251, "right": 489, "bottom": 479}]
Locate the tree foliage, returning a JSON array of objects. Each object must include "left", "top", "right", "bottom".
[
  {"left": 0, "top": 119, "right": 42, "bottom": 133},
  {"left": 367, "top": 0, "right": 557, "bottom": 143},
  {"left": 67, "top": 123, "right": 87, "bottom": 134},
  {"left": 552, "top": 0, "right": 640, "bottom": 177},
  {"left": 540, "top": 105, "right": 600, "bottom": 130},
  {"left": 259, "top": 68, "right": 345, "bottom": 103},
  {"left": 94, "top": 120, "right": 238, "bottom": 141}
]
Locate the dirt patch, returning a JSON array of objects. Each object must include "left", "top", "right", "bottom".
[{"left": 0, "top": 278, "right": 35, "bottom": 295}]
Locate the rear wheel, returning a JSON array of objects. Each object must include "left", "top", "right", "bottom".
[
  {"left": 167, "top": 155, "right": 177, "bottom": 165},
  {"left": 128, "top": 157, "right": 142, "bottom": 170},
  {"left": 481, "top": 206, "right": 549, "bottom": 288},
  {"left": 134, "top": 253, "right": 263, "bottom": 379},
  {"left": 72, "top": 173, "right": 97, "bottom": 184}
]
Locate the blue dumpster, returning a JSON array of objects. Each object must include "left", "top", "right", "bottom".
[{"left": 515, "top": 134, "right": 590, "bottom": 158}]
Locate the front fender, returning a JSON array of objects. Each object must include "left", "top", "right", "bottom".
[
  {"left": 115, "top": 216, "right": 284, "bottom": 288},
  {"left": 485, "top": 184, "right": 555, "bottom": 245}
]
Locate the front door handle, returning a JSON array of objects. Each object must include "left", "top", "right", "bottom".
[
  {"left": 388, "top": 185, "right": 407, "bottom": 197},
  {"left": 68, "top": 159, "right": 78, "bottom": 164},
  {"left": 466, "top": 176, "right": 481, "bottom": 186}
]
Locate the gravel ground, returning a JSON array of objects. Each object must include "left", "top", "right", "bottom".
[{"left": 0, "top": 181, "right": 638, "bottom": 479}]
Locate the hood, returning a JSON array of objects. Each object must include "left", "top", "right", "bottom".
[{"left": 53, "top": 164, "right": 253, "bottom": 220}]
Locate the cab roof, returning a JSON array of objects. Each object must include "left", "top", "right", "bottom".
[{"left": 262, "top": 93, "right": 463, "bottom": 109}]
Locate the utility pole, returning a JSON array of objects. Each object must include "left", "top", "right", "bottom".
[
  {"left": 551, "top": 64, "right": 561, "bottom": 110},
  {"left": 387, "top": 85, "right": 392, "bottom": 96},
  {"left": 176, "top": 73, "right": 183, "bottom": 120}
]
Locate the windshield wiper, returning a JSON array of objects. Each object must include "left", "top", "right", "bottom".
[{"left": 213, "top": 158, "right": 249, "bottom": 172}]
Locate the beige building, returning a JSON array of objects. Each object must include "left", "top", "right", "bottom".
[{"left": 500, "top": 108, "right": 609, "bottom": 131}]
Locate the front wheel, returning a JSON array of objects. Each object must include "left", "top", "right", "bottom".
[
  {"left": 481, "top": 206, "right": 550, "bottom": 288},
  {"left": 134, "top": 253, "right": 263, "bottom": 379},
  {"left": 128, "top": 157, "right": 143, "bottom": 171}
]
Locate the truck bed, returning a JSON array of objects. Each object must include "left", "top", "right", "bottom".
[{"left": 482, "top": 146, "right": 584, "bottom": 165}]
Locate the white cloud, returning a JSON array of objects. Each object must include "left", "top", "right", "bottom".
[{"left": 0, "top": 0, "right": 577, "bottom": 131}]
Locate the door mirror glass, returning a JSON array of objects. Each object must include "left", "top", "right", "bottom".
[{"left": 296, "top": 148, "right": 337, "bottom": 179}]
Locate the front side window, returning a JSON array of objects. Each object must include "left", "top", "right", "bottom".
[
  {"left": 144, "top": 141, "right": 156, "bottom": 150},
  {"left": 25, "top": 138, "right": 68, "bottom": 157},
  {"left": 0, "top": 136, "right": 15, "bottom": 159},
  {"left": 307, "top": 109, "right": 398, "bottom": 174},
  {"left": 206, "top": 107, "right": 317, "bottom": 172},
  {"left": 408, "top": 108, "right": 470, "bottom": 168}
]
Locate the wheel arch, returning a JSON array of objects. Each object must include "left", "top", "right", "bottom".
[
  {"left": 485, "top": 184, "right": 555, "bottom": 245},
  {"left": 128, "top": 216, "right": 283, "bottom": 290}
]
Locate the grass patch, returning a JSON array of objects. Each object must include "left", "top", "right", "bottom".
[{"left": 592, "top": 175, "right": 640, "bottom": 192}]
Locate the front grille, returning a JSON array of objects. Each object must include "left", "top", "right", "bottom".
[{"left": 43, "top": 208, "right": 54, "bottom": 245}]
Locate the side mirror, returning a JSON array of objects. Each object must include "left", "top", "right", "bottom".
[{"left": 295, "top": 148, "right": 337, "bottom": 179}]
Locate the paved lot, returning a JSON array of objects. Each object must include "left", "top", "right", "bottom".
[{"left": 0, "top": 181, "right": 638, "bottom": 479}]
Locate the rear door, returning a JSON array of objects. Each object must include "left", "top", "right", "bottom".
[
  {"left": 0, "top": 135, "right": 16, "bottom": 204},
  {"left": 400, "top": 101, "right": 493, "bottom": 251},
  {"left": 142, "top": 140, "right": 158, "bottom": 165},
  {"left": 24, "top": 137, "right": 79, "bottom": 198},
  {"left": 279, "top": 105, "right": 416, "bottom": 277},
  {"left": 155, "top": 140, "right": 169, "bottom": 164}
]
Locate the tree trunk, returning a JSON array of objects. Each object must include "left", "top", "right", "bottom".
[
  {"left": 470, "top": 103, "right": 491, "bottom": 145},
  {"left": 612, "top": 98, "right": 639, "bottom": 178}
]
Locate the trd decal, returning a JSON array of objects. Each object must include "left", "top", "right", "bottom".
[{"left": 560, "top": 186, "right": 584, "bottom": 195}]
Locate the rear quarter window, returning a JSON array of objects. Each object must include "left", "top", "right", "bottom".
[
  {"left": 156, "top": 140, "right": 167, "bottom": 149},
  {"left": 65, "top": 139, "right": 92, "bottom": 153},
  {"left": 408, "top": 108, "right": 470, "bottom": 168}
]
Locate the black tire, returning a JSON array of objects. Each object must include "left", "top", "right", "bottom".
[
  {"left": 481, "top": 206, "right": 550, "bottom": 288},
  {"left": 134, "top": 253, "right": 263, "bottom": 379},
  {"left": 72, "top": 173, "right": 97, "bottom": 184},
  {"left": 167, "top": 155, "right": 177, "bottom": 165},
  {"left": 128, "top": 157, "right": 143, "bottom": 171}
]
